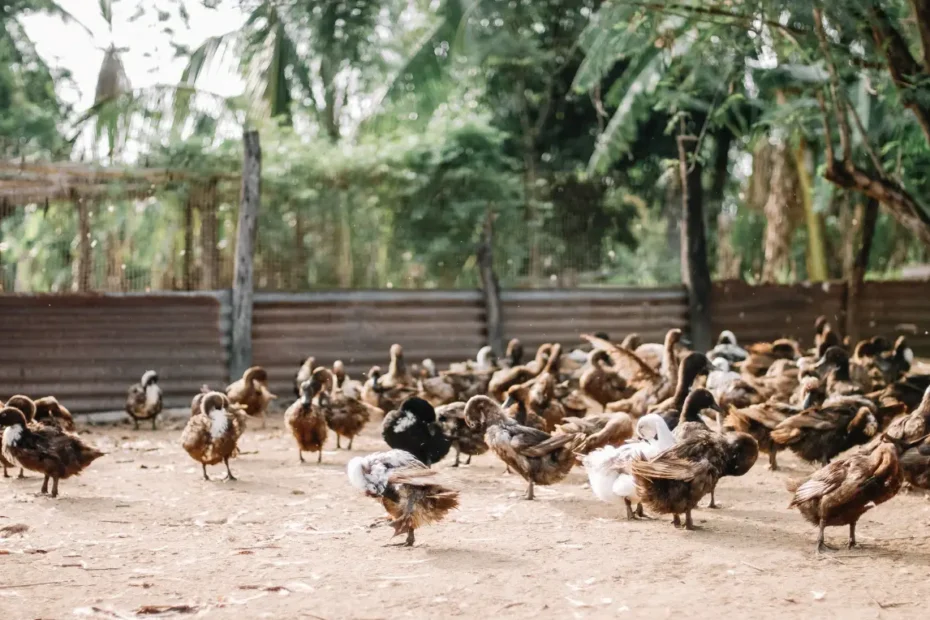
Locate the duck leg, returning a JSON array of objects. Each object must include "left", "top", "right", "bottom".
[
  {"left": 261, "top": 412, "right": 266, "bottom": 429},
  {"left": 816, "top": 519, "right": 837, "bottom": 553},
  {"left": 223, "top": 457, "right": 237, "bottom": 481},
  {"left": 672, "top": 514, "right": 682, "bottom": 528},
  {"left": 317, "top": 449, "right": 323, "bottom": 464},
  {"left": 466, "top": 455, "right": 472, "bottom": 465},
  {"left": 348, "top": 436, "right": 354, "bottom": 450},
  {"left": 151, "top": 418, "right": 157, "bottom": 431},
  {"left": 40, "top": 474, "right": 49, "bottom": 494},
  {"left": 524, "top": 480, "right": 535, "bottom": 500},
  {"left": 684, "top": 509, "right": 696, "bottom": 530},
  {"left": 299, "top": 450, "right": 305, "bottom": 464},
  {"left": 636, "top": 503, "right": 652, "bottom": 520},
  {"left": 2, "top": 464, "right": 8, "bottom": 478},
  {"left": 768, "top": 450, "right": 778, "bottom": 471},
  {"left": 17, "top": 468, "right": 25, "bottom": 479},
  {"left": 50, "top": 477, "right": 59, "bottom": 498},
  {"left": 336, "top": 435, "right": 342, "bottom": 449},
  {"left": 453, "top": 448, "right": 461, "bottom": 468},
  {"left": 847, "top": 521, "right": 857, "bottom": 549},
  {"left": 202, "top": 464, "right": 210, "bottom": 481},
  {"left": 404, "top": 530, "right": 415, "bottom": 547},
  {"left": 707, "top": 485, "right": 720, "bottom": 509},
  {"left": 133, "top": 417, "right": 140, "bottom": 430},
  {"left": 624, "top": 499, "right": 636, "bottom": 520}
]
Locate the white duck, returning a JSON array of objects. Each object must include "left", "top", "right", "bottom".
[{"left": 581, "top": 413, "right": 676, "bottom": 520}]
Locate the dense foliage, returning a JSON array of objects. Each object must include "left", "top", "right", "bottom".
[{"left": 1, "top": 0, "right": 929, "bottom": 292}]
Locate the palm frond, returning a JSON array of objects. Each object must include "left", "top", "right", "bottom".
[{"left": 572, "top": 2, "right": 643, "bottom": 93}]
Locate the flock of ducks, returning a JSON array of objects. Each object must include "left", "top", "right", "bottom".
[{"left": 3, "top": 318, "right": 930, "bottom": 552}]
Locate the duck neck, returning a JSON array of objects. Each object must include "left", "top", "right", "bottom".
[
  {"left": 661, "top": 339, "right": 678, "bottom": 385},
  {"left": 653, "top": 419, "right": 675, "bottom": 448},
  {"left": 672, "top": 365, "right": 700, "bottom": 410}
]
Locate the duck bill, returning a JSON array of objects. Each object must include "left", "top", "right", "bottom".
[
  {"left": 501, "top": 395, "right": 517, "bottom": 409},
  {"left": 801, "top": 391, "right": 818, "bottom": 409}
]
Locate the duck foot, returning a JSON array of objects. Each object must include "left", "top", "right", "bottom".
[
  {"left": 222, "top": 458, "right": 237, "bottom": 481},
  {"left": 523, "top": 482, "right": 535, "bottom": 501},
  {"left": 817, "top": 541, "right": 838, "bottom": 554},
  {"left": 18, "top": 468, "right": 25, "bottom": 479},
  {"left": 347, "top": 437, "right": 354, "bottom": 450},
  {"left": 384, "top": 530, "right": 416, "bottom": 547},
  {"left": 151, "top": 418, "right": 157, "bottom": 431},
  {"left": 635, "top": 504, "right": 653, "bottom": 520},
  {"left": 317, "top": 450, "right": 323, "bottom": 464},
  {"left": 465, "top": 455, "right": 472, "bottom": 465},
  {"left": 683, "top": 510, "right": 699, "bottom": 531},
  {"left": 672, "top": 514, "right": 682, "bottom": 528},
  {"left": 299, "top": 450, "right": 305, "bottom": 464},
  {"left": 202, "top": 464, "right": 210, "bottom": 481}
]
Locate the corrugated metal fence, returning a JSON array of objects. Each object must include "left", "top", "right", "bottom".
[
  {"left": 0, "top": 293, "right": 230, "bottom": 412},
  {"left": 3, "top": 282, "right": 930, "bottom": 413}
]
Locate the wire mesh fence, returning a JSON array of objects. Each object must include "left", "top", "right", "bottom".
[{"left": 0, "top": 159, "right": 680, "bottom": 293}]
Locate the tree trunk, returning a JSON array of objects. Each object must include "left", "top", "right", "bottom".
[
  {"left": 761, "top": 142, "right": 797, "bottom": 283},
  {"left": 796, "top": 138, "right": 827, "bottom": 281},
  {"left": 845, "top": 198, "right": 879, "bottom": 343},
  {"left": 478, "top": 209, "right": 505, "bottom": 357},
  {"left": 709, "top": 129, "right": 736, "bottom": 279},
  {"left": 183, "top": 189, "right": 194, "bottom": 291},
  {"left": 293, "top": 209, "right": 307, "bottom": 291},
  {"left": 231, "top": 130, "right": 261, "bottom": 380},
  {"left": 678, "top": 134, "right": 712, "bottom": 352}
]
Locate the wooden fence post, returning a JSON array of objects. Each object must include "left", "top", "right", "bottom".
[
  {"left": 230, "top": 130, "right": 261, "bottom": 379},
  {"left": 678, "top": 132, "right": 713, "bottom": 351},
  {"left": 477, "top": 208, "right": 505, "bottom": 357},
  {"left": 844, "top": 198, "right": 879, "bottom": 343}
]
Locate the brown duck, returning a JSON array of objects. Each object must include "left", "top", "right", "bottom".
[
  {"left": 436, "top": 401, "right": 489, "bottom": 466},
  {"left": 555, "top": 412, "right": 634, "bottom": 455},
  {"left": 226, "top": 366, "right": 277, "bottom": 429},
  {"left": 788, "top": 434, "right": 926, "bottom": 552},
  {"left": 285, "top": 378, "right": 329, "bottom": 464},
  {"left": 320, "top": 367, "right": 380, "bottom": 449},
  {"left": 0, "top": 407, "right": 104, "bottom": 497},
  {"left": 1, "top": 395, "right": 36, "bottom": 478},
  {"left": 465, "top": 395, "right": 584, "bottom": 500},
  {"left": 579, "top": 349, "right": 633, "bottom": 407},
  {"left": 488, "top": 343, "right": 551, "bottom": 402},
  {"left": 181, "top": 391, "right": 248, "bottom": 481}
]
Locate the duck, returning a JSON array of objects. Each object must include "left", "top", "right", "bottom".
[
  {"left": 501, "top": 367, "right": 566, "bottom": 432},
  {"left": 581, "top": 413, "right": 676, "bottom": 519},
  {"left": 724, "top": 376, "right": 826, "bottom": 471},
  {"left": 650, "top": 353, "right": 716, "bottom": 424},
  {"left": 771, "top": 398, "right": 879, "bottom": 466},
  {"left": 874, "top": 386, "right": 930, "bottom": 489},
  {"left": 861, "top": 336, "right": 913, "bottom": 386},
  {"left": 436, "top": 401, "right": 489, "bottom": 466},
  {"left": 363, "top": 365, "right": 417, "bottom": 413},
  {"left": 382, "top": 397, "right": 451, "bottom": 466},
  {"left": 741, "top": 338, "right": 802, "bottom": 377},
  {"left": 295, "top": 356, "right": 316, "bottom": 397},
  {"left": 180, "top": 391, "right": 248, "bottom": 481},
  {"left": 488, "top": 343, "right": 551, "bottom": 402},
  {"left": 464, "top": 395, "right": 584, "bottom": 500},
  {"left": 417, "top": 373, "right": 456, "bottom": 407},
  {"left": 704, "top": 358, "right": 764, "bottom": 410},
  {"left": 226, "top": 366, "right": 277, "bottom": 429},
  {"left": 787, "top": 433, "right": 925, "bottom": 552},
  {"left": 347, "top": 449, "right": 459, "bottom": 547},
  {"left": 707, "top": 330, "right": 749, "bottom": 365},
  {"left": 448, "top": 346, "right": 497, "bottom": 374},
  {"left": 0, "top": 406, "right": 104, "bottom": 497},
  {"left": 285, "top": 378, "right": 329, "bottom": 464},
  {"left": 33, "top": 396, "right": 76, "bottom": 432},
  {"left": 812, "top": 346, "right": 868, "bottom": 397},
  {"left": 555, "top": 412, "right": 634, "bottom": 455},
  {"left": 665, "top": 388, "right": 723, "bottom": 442},
  {"left": 634, "top": 328, "right": 686, "bottom": 374},
  {"left": 501, "top": 338, "right": 525, "bottom": 369},
  {"left": 631, "top": 426, "right": 758, "bottom": 528},
  {"left": 320, "top": 367, "right": 379, "bottom": 450},
  {"left": 125, "top": 370, "right": 163, "bottom": 430},
  {"left": 583, "top": 334, "right": 681, "bottom": 417},
  {"left": 332, "top": 360, "right": 363, "bottom": 400},
  {"left": 381, "top": 344, "right": 415, "bottom": 389},
  {"left": 441, "top": 349, "right": 498, "bottom": 403},
  {"left": 0, "top": 396, "right": 36, "bottom": 478},
  {"left": 579, "top": 349, "right": 633, "bottom": 407},
  {"left": 752, "top": 358, "right": 801, "bottom": 404},
  {"left": 619, "top": 333, "right": 643, "bottom": 350}
]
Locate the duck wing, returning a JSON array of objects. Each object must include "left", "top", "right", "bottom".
[
  {"left": 581, "top": 334, "right": 661, "bottom": 389},
  {"left": 631, "top": 456, "right": 707, "bottom": 481},
  {"left": 789, "top": 458, "right": 851, "bottom": 506},
  {"left": 512, "top": 429, "right": 575, "bottom": 458}
]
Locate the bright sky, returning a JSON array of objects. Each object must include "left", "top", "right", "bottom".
[{"left": 22, "top": 0, "right": 245, "bottom": 114}]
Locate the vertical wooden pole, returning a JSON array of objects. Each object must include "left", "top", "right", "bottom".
[
  {"left": 478, "top": 208, "right": 505, "bottom": 357},
  {"left": 200, "top": 177, "right": 219, "bottom": 290},
  {"left": 678, "top": 132, "right": 712, "bottom": 352},
  {"left": 230, "top": 130, "right": 261, "bottom": 380},
  {"left": 845, "top": 198, "right": 879, "bottom": 344}
]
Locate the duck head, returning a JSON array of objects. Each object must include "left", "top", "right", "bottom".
[
  {"left": 0, "top": 407, "right": 28, "bottom": 428},
  {"left": 244, "top": 366, "right": 269, "bottom": 387},
  {"left": 717, "top": 330, "right": 738, "bottom": 346},
  {"left": 593, "top": 331, "right": 610, "bottom": 341},
  {"left": 664, "top": 328, "right": 683, "bottom": 348},
  {"left": 711, "top": 357, "right": 731, "bottom": 372},
  {"left": 814, "top": 316, "right": 829, "bottom": 338},
  {"left": 620, "top": 333, "right": 642, "bottom": 350},
  {"left": 723, "top": 432, "right": 759, "bottom": 476},
  {"left": 772, "top": 339, "right": 801, "bottom": 361},
  {"left": 506, "top": 338, "right": 524, "bottom": 366},
  {"left": 799, "top": 376, "right": 826, "bottom": 409},
  {"left": 542, "top": 343, "right": 562, "bottom": 374},
  {"left": 476, "top": 345, "right": 497, "bottom": 370},
  {"left": 4, "top": 395, "right": 36, "bottom": 422},
  {"left": 141, "top": 370, "right": 158, "bottom": 387},
  {"left": 680, "top": 352, "right": 715, "bottom": 385},
  {"left": 368, "top": 366, "right": 383, "bottom": 392},
  {"left": 389, "top": 344, "right": 407, "bottom": 376},
  {"left": 421, "top": 359, "right": 438, "bottom": 378},
  {"left": 501, "top": 383, "right": 529, "bottom": 413},
  {"left": 310, "top": 367, "right": 334, "bottom": 394},
  {"left": 332, "top": 360, "right": 346, "bottom": 386},
  {"left": 397, "top": 397, "right": 436, "bottom": 424},
  {"left": 464, "top": 395, "right": 503, "bottom": 431},
  {"left": 893, "top": 336, "right": 914, "bottom": 371},
  {"left": 200, "top": 392, "right": 229, "bottom": 415},
  {"left": 298, "top": 380, "right": 315, "bottom": 406},
  {"left": 680, "top": 388, "right": 721, "bottom": 423},
  {"left": 589, "top": 349, "right": 613, "bottom": 367},
  {"left": 812, "top": 346, "right": 851, "bottom": 379}
]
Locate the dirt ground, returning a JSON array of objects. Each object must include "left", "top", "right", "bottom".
[{"left": 3, "top": 410, "right": 930, "bottom": 620}]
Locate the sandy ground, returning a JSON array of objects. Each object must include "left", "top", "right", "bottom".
[{"left": 3, "top": 411, "right": 930, "bottom": 620}]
